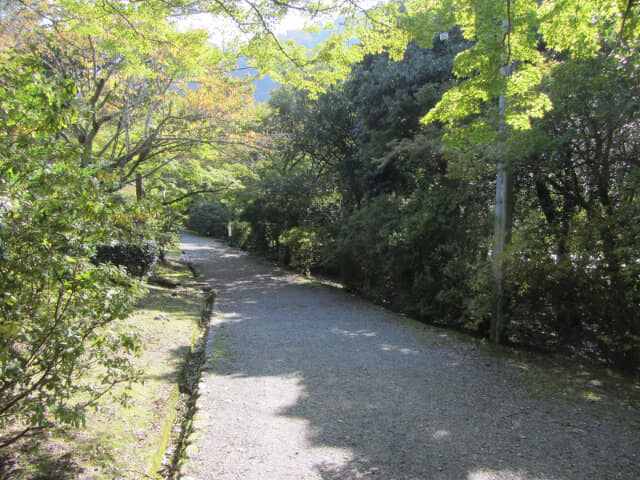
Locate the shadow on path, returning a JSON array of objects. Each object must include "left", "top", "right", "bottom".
[{"left": 181, "top": 233, "right": 639, "bottom": 480}]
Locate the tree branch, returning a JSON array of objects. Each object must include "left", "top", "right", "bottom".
[
  {"left": 162, "top": 185, "right": 233, "bottom": 206},
  {"left": 619, "top": 0, "right": 638, "bottom": 39},
  {"left": 505, "top": 0, "right": 512, "bottom": 64},
  {"left": 245, "top": 0, "right": 305, "bottom": 69}
]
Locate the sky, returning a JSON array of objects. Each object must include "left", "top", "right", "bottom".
[
  {"left": 174, "top": 9, "right": 338, "bottom": 102},
  {"left": 173, "top": 2, "right": 378, "bottom": 101},
  {"left": 174, "top": 10, "right": 324, "bottom": 47}
]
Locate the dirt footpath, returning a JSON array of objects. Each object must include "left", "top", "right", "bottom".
[{"left": 178, "top": 233, "right": 639, "bottom": 480}]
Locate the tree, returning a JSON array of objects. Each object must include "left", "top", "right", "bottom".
[
  {"left": 343, "top": 32, "right": 470, "bottom": 197},
  {"left": 4, "top": 1, "right": 257, "bottom": 203},
  {"left": 0, "top": 0, "right": 262, "bottom": 445},
  {"left": 266, "top": 85, "right": 357, "bottom": 204},
  {"left": 0, "top": 49, "right": 143, "bottom": 446},
  {"left": 324, "top": 0, "right": 640, "bottom": 344},
  {"left": 513, "top": 51, "right": 640, "bottom": 368}
]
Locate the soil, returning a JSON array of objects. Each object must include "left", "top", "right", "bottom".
[{"left": 178, "top": 233, "right": 639, "bottom": 480}]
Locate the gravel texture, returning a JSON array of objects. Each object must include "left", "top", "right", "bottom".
[{"left": 178, "top": 233, "right": 639, "bottom": 480}]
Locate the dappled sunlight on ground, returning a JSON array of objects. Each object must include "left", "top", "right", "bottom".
[
  {"left": 379, "top": 343, "right": 421, "bottom": 355},
  {"left": 190, "top": 372, "right": 355, "bottom": 479},
  {"left": 180, "top": 234, "right": 640, "bottom": 480},
  {"left": 467, "top": 469, "right": 538, "bottom": 480},
  {"left": 331, "top": 327, "right": 378, "bottom": 338},
  {"left": 429, "top": 429, "right": 451, "bottom": 441}
]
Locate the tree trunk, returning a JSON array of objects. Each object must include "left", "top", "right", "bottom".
[{"left": 136, "top": 173, "right": 145, "bottom": 202}]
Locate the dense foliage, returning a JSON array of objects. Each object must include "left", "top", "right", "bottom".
[
  {"left": 0, "top": 0, "right": 257, "bottom": 446},
  {"left": 0, "top": 51, "right": 143, "bottom": 445},
  {"left": 92, "top": 243, "right": 158, "bottom": 277},
  {"left": 186, "top": 200, "right": 232, "bottom": 238},
  {"left": 225, "top": 18, "right": 640, "bottom": 372},
  {"left": 502, "top": 51, "right": 640, "bottom": 367}
]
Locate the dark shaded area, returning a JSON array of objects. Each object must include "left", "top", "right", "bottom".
[
  {"left": 29, "top": 453, "right": 83, "bottom": 480},
  {"left": 2, "top": 434, "right": 86, "bottom": 480},
  {"left": 92, "top": 242, "right": 158, "bottom": 277}
]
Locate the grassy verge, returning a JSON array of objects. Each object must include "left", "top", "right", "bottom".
[
  {"left": 4, "top": 254, "right": 206, "bottom": 480},
  {"left": 505, "top": 349, "right": 640, "bottom": 412},
  {"left": 397, "top": 315, "right": 640, "bottom": 414}
]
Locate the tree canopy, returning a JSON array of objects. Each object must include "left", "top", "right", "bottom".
[{"left": 0, "top": 0, "right": 261, "bottom": 445}]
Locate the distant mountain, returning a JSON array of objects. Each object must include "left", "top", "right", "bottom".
[
  {"left": 233, "top": 57, "right": 276, "bottom": 103},
  {"left": 252, "top": 75, "right": 280, "bottom": 103}
]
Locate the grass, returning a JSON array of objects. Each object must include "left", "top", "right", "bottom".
[
  {"left": 506, "top": 349, "right": 640, "bottom": 411},
  {"left": 299, "top": 276, "right": 343, "bottom": 291},
  {"left": 300, "top": 279, "right": 329, "bottom": 291},
  {"left": 4, "top": 253, "right": 206, "bottom": 480},
  {"left": 204, "top": 325, "right": 233, "bottom": 373}
]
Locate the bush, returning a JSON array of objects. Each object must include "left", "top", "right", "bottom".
[
  {"left": 186, "top": 200, "right": 231, "bottom": 238},
  {"left": 495, "top": 215, "right": 640, "bottom": 371},
  {"left": 229, "top": 220, "right": 251, "bottom": 249},
  {"left": 0, "top": 166, "right": 143, "bottom": 447},
  {"left": 93, "top": 242, "right": 158, "bottom": 277},
  {"left": 279, "top": 227, "right": 322, "bottom": 275},
  {"left": 329, "top": 182, "right": 488, "bottom": 327},
  {"left": 152, "top": 208, "right": 184, "bottom": 262}
]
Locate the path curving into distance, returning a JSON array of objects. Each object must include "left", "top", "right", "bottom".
[{"left": 178, "top": 233, "right": 638, "bottom": 480}]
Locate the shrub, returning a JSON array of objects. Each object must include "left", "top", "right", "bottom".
[
  {"left": 186, "top": 200, "right": 231, "bottom": 238},
  {"left": 152, "top": 208, "right": 184, "bottom": 262},
  {"left": 328, "top": 181, "right": 489, "bottom": 327},
  {"left": 279, "top": 227, "right": 322, "bottom": 275},
  {"left": 229, "top": 220, "right": 251, "bottom": 249},
  {"left": 0, "top": 167, "right": 143, "bottom": 448},
  {"left": 93, "top": 242, "right": 158, "bottom": 277},
  {"left": 491, "top": 215, "right": 640, "bottom": 371}
]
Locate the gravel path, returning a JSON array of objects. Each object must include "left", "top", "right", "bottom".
[{"left": 178, "top": 233, "right": 639, "bottom": 480}]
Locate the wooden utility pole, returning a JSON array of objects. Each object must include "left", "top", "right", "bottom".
[{"left": 438, "top": 26, "right": 515, "bottom": 343}]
